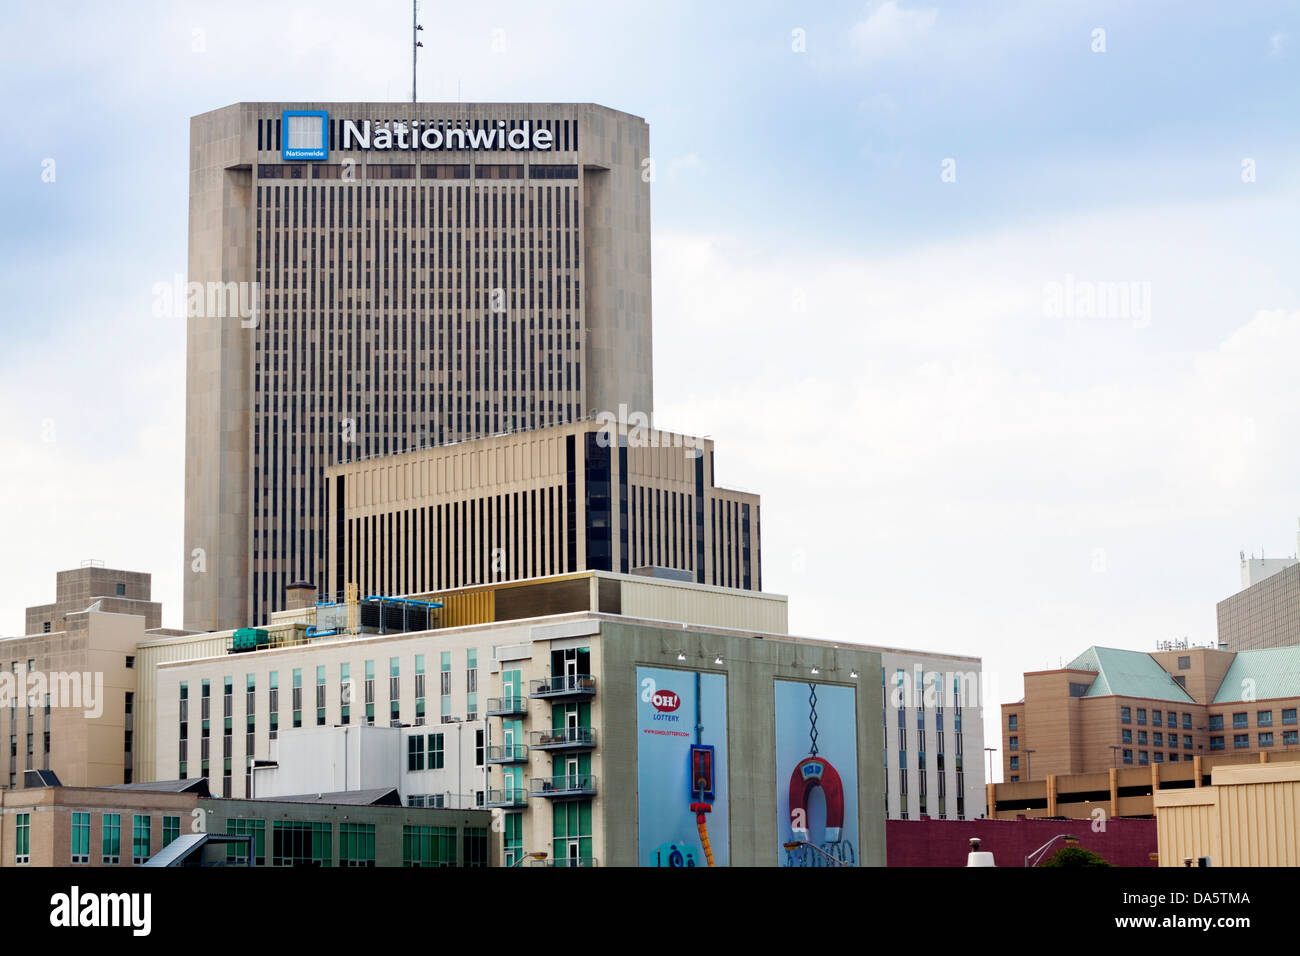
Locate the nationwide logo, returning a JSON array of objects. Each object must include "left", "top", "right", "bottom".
[
  {"left": 279, "top": 109, "right": 557, "bottom": 160},
  {"left": 282, "top": 110, "right": 328, "bottom": 161},
  {"left": 341, "top": 118, "right": 555, "bottom": 152}
]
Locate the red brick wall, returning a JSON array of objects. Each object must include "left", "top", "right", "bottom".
[{"left": 886, "top": 817, "right": 1158, "bottom": 867}]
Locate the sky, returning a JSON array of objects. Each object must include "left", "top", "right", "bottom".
[{"left": 2, "top": 0, "right": 1299, "bottom": 779}]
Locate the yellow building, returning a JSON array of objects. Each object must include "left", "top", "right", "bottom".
[{"left": 1154, "top": 762, "right": 1300, "bottom": 866}]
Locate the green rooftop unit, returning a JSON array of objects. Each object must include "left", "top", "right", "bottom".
[{"left": 232, "top": 627, "right": 270, "bottom": 653}]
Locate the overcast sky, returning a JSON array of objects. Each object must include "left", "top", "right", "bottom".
[{"left": 2, "top": 0, "right": 1298, "bottom": 777}]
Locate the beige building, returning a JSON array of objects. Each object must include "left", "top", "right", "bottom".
[
  {"left": 1154, "top": 761, "right": 1300, "bottom": 866},
  {"left": 326, "top": 419, "right": 761, "bottom": 599},
  {"left": 23, "top": 561, "right": 160, "bottom": 635},
  {"left": 185, "top": 102, "right": 656, "bottom": 633},
  {"left": 2, "top": 566, "right": 188, "bottom": 791}
]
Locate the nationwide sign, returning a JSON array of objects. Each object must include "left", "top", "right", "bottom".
[{"left": 281, "top": 110, "right": 555, "bottom": 161}]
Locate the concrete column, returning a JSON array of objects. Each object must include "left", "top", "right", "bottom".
[
  {"left": 1046, "top": 774, "right": 1057, "bottom": 817},
  {"left": 986, "top": 781, "right": 997, "bottom": 819},
  {"left": 1108, "top": 767, "right": 1118, "bottom": 818},
  {"left": 1193, "top": 754, "right": 1203, "bottom": 788}
]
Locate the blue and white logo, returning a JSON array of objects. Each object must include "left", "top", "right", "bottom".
[{"left": 282, "top": 110, "right": 328, "bottom": 161}]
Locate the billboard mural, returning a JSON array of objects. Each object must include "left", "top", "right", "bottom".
[
  {"left": 636, "top": 667, "right": 729, "bottom": 867},
  {"left": 776, "top": 680, "right": 858, "bottom": 866}
]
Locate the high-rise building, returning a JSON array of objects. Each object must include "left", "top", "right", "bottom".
[{"left": 185, "top": 103, "right": 654, "bottom": 632}]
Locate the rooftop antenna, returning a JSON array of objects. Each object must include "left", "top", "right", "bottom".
[{"left": 412, "top": 0, "right": 424, "bottom": 103}]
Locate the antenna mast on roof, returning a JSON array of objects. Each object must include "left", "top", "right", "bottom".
[{"left": 412, "top": 0, "right": 424, "bottom": 103}]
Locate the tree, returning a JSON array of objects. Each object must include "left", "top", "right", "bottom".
[{"left": 1040, "top": 846, "right": 1112, "bottom": 868}]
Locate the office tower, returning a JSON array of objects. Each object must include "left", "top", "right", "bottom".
[{"left": 185, "top": 103, "right": 653, "bottom": 631}]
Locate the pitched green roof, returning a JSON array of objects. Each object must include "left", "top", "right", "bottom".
[
  {"left": 1065, "top": 646, "right": 1196, "bottom": 703},
  {"left": 1212, "top": 647, "right": 1300, "bottom": 703}
]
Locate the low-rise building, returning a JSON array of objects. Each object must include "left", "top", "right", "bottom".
[
  {"left": 1154, "top": 761, "right": 1300, "bottom": 866},
  {"left": 0, "top": 777, "right": 493, "bottom": 867}
]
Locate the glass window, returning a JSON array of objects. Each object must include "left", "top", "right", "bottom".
[
  {"left": 1182, "top": 713, "right": 1192, "bottom": 729},
  {"left": 1210, "top": 736, "right": 1225, "bottom": 751},
  {"left": 1009, "top": 736, "right": 1018, "bottom": 751},
  {"left": 1233, "top": 712, "right": 1248, "bottom": 729},
  {"left": 226, "top": 818, "right": 265, "bottom": 866},
  {"left": 1136, "top": 709, "right": 1147, "bottom": 725},
  {"left": 1009, "top": 756, "right": 1019, "bottom": 770},
  {"left": 428, "top": 733, "right": 444, "bottom": 769},
  {"left": 132, "top": 815, "right": 151, "bottom": 864},
  {"left": 340, "top": 823, "right": 376, "bottom": 867},
  {"left": 1233, "top": 734, "right": 1249, "bottom": 749},
  {"left": 272, "top": 821, "right": 332, "bottom": 867},
  {"left": 407, "top": 735, "right": 425, "bottom": 771},
  {"left": 15, "top": 813, "right": 30, "bottom": 864},
  {"left": 1122, "top": 749, "right": 1133, "bottom": 764},
  {"left": 1122, "top": 729, "right": 1132, "bottom": 744},
  {"left": 102, "top": 813, "right": 121, "bottom": 864},
  {"left": 402, "top": 825, "right": 457, "bottom": 867},
  {"left": 1259, "top": 732, "right": 1275, "bottom": 747},
  {"left": 1284, "top": 730, "right": 1299, "bottom": 746},
  {"left": 1283, "top": 709, "right": 1298, "bottom": 726},
  {"left": 1008, "top": 714, "right": 1018, "bottom": 730},
  {"left": 1258, "top": 711, "right": 1273, "bottom": 727},
  {"left": 1208, "top": 714, "right": 1223, "bottom": 731},
  {"left": 163, "top": 816, "right": 181, "bottom": 847},
  {"left": 1152, "top": 711, "right": 1162, "bottom": 727},
  {"left": 1120, "top": 707, "right": 1131, "bottom": 724},
  {"left": 71, "top": 812, "right": 90, "bottom": 863}
]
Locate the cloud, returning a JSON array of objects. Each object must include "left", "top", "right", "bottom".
[{"left": 850, "top": 1, "right": 939, "bottom": 59}]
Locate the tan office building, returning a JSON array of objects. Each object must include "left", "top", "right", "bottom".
[
  {"left": 1002, "top": 643, "right": 1300, "bottom": 783},
  {"left": 2, "top": 566, "right": 186, "bottom": 791},
  {"left": 326, "top": 419, "right": 761, "bottom": 599},
  {"left": 185, "top": 101, "right": 655, "bottom": 633}
]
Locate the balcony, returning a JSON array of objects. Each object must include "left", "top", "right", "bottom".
[
  {"left": 484, "top": 787, "right": 528, "bottom": 809},
  {"left": 530, "top": 727, "right": 596, "bottom": 751},
  {"left": 486, "top": 744, "right": 529, "bottom": 764},
  {"left": 529, "top": 774, "right": 597, "bottom": 799},
  {"left": 529, "top": 675, "right": 596, "bottom": 701},
  {"left": 486, "top": 695, "right": 529, "bottom": 717},
  {"left": 542, "top": 856, "right": 599, "bottom": 868}
]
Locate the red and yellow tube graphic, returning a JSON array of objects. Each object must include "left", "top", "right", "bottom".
[{"left": 690, "top": 802, "right": 715, "bottom": 867}]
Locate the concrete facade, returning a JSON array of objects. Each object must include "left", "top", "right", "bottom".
[
  {"left": 326, "top": 420, "right": 761, "bottom": 599},
  {"left": 151, "top": 591, "right": 900, "bottom": 866},
  {"left": 185, "top": 102, "right": 654, "bottom": 633},
  {"left": 1217, "top": 560, "right": 1300, "bottom": 651}
]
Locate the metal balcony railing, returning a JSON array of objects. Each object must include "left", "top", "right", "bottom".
[
  {"left": 486, "top": 695, "right": 529, "bottom": 717},
  {"left": 543, "top": 856, "right": 598, "bottom": 868},
  {"left": 529, "top": 774, "right": 597, "bottom": 798},
  {"left": 484, "top": 787, "right": 529, "bottom": 808},
  {"left": 530, "top": 727, "right": 596, "bottom": 750},
  {"left": 529, "top": 675, "right": 596, "bottom": 700},
  {"left": 486, "top": 744, "right": 529, "bottom": 764}
]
